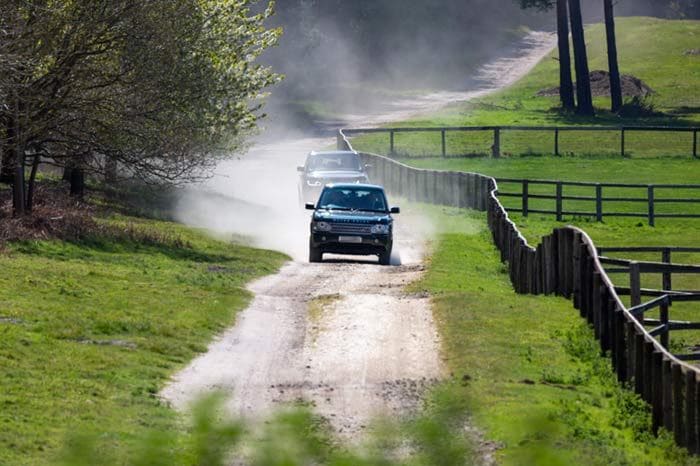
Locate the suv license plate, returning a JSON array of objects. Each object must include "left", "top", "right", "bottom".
[{"left": 338, "top": 236, "right": 362, "bottom": 243}]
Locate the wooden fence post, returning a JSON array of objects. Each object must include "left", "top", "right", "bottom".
[
  {"left": 492, "top": 128, "right": 501, "bottom": 158},
  {"left": 601, "top": 288, "right": 612, "bottom": 353},
  {"left": 572, "top": 233, "right": 582, "bottom": 309},
  {"left": 615, "top": 307, "right": 627, "bottom": 382},
  {"left": 693, "top": 129, "right": 698, "bottom": 158},
  {"left": 661, "top": 301, "right": 670, "bottom": 350},
  {"left": 673, "top": 363, "right": 686, "bottom": 447},
  {"left": 648, "top": 185, "right": 655, "bottom": 227},
  {"left": 441, "top": 129, "right": 446, "bottom": 157},
  {"left": 662, "top": 247, "right": 672, "bottom": 291},
  {"left": 686, "top": 371, "right": 697, "bottom": 453},
  {"left": 556, "top": 182, "right": 563, "bottom": 222},
  {"left": 626, "top": 321, "right": 637, "bottom": 384},
  {"left": 635, "top": 333, "right": 645, "bottom": 396},
  {"left": 565, "top": 229, "right": 575, "bottom": 297},
  {"left": 644, "top": 341, "right": 654, "bottom": 402},
  {"left": 592, "top": 272, "right": 602, "bottom": 340},
  {"left": 596, "top": 184, "right": 603, "bottom": 222},
  {"left": 664, "top": 358, "right": 674, "bottom": 431},
  {"left": 630, "top": 261, "right": 642, "bottom": 309},
  {"left": 621, "top": 128, "right": 626, "bottom": 157},
  {"left": 652, "top": 351, "right": 664, "bottom": 435},
  {"left": 522, "top": 179, "right": 529, "bottom": 216},
  {"left": 554, "top": 127, "right": 560, "bottom": 156}
]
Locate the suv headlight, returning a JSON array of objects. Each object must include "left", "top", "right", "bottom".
[
  {"left": 307, "top": 179, "right": 322, "bottom": 187},
  {"left": 370, "top": 224, "right": 389, "bottom": 234},
  {"left": 313, "top": 221, "right": 332, "bottom": 232}
]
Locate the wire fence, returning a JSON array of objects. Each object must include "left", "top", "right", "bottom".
[
  {"left": 495, "top": 178, "right": 700, "bottom": 225},
  {"left": 341, "top": 126, "right": 700, "bottom": 159}
]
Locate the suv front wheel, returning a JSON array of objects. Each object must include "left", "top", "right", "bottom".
[
  {"left": 309, "top": 241, "right": 323, "bottom": 263},
  {"left": 378, "top": 249, "right": 391, "bottom": 266}
]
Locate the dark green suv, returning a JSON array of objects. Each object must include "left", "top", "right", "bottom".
[{"left": 306, "top": 184, "right": 399, "bottom": 265}]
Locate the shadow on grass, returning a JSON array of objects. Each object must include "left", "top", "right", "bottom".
[
  {"left": 543, "top": 106, "right": 699, "bottom": 127},
  {"left": 12, "top": 231, "right": 236, "bottom": 265}
]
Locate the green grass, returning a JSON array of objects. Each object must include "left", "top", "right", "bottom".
[
  {"left": 409, "top": 204, "right": 698, "bottom": 465},
  {"left": 0, "top": 215, "right": 288, "bottom": 465}
]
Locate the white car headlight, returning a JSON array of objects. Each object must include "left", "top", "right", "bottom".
[
  {"left": 370, "top": 224, "right": 389, "bottom": 234},
  {"left": 313, "top": 221, "right": 332, "bottom": 232}
]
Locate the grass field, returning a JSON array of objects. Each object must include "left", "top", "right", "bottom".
[
  {"left": 0, "top": 215, "right": 287, "bottom": 465},
  {"left": 407, "top": 204, "right": 699, "bottom": 466}
]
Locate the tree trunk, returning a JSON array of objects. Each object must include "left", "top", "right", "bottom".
[
  {"left": 604, "top": 0, "right": 623, "bottom": 112},
  {"left": 568, "top": 0, "right": 594, "bottom": 116},
  {"left": 70, "top": 166, "right": 85, "bottom": 197},
  {"left": 12, "top": 145, "right": 26, "bottom": 216},
  {"left": 26, "top": 154, "right": 40, "bottom": 212},
  {"left": 10, "top": 100, "right": 26, "bottom": 216},
  {"left": 557, "top": 0, "right": 575, "bottom": 110},
  {"left": 1, "top": 117, "right": 16, "bottom": 184}
]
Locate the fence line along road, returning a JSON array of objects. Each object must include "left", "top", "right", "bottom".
[
  {"left": 495, "top": 178, "right": 700, "bottom": 226},
  {"left": 337, "top": 128, "right": 700, "bottom": 454},
  {"left": 340, "top": 125, "right": 700, "bottom": 158}
]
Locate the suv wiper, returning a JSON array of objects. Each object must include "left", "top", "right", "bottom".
[{"left": 319, "top": 206, "right": 352, "bottom": 211}]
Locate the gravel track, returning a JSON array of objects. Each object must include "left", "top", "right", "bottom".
[{"left": 161, "top": 31, "right": 556, "bottom": 441}]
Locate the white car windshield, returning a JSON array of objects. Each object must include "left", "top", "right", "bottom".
[
  {"left": 318, "top": 187, "right": 387, "bottom": 212},
  {"left": 307, "top": 153, "right": 361, "bottom": 171}
]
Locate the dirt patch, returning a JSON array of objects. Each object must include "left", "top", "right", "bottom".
[{"left": 537, "top": 70, "right": 653, "bottom": 98}]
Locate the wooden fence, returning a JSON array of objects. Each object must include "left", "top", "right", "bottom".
[
  {"left": 341, "top": 125, "right": 700, "bottom": 159},
  {"left": 337, "top": 128, "right": 700, "bottom": 453},
  {"left": 495, "top": 178, "right": 700, "bottom": 226}
]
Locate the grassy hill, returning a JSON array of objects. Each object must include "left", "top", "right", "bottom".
[{"left": 0, "top": 205, "right": 287, "bottom": 465}]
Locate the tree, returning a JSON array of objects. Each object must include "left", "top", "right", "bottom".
[
  {"left": 1, "top": 0, "right": 280, "bottom": 215},
  {"left": 517, "top": 0, "right": 575, "bottom": 110},
  {"left": 567, "top": 0, "right": 594, "bottom": 116},
  {"left": 604, "top": 0, "right": 622, "bottom": 112}
]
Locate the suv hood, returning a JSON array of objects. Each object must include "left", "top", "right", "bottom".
[{"left": 314, "top": 210, "right": 391, "bottom": 224}]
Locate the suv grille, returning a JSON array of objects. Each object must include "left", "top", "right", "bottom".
[{"left": 330, "top": 223, "right": 372, "bottom": 234}]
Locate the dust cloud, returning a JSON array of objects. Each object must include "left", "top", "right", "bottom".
[
  {"left": 174, "top": 30, "right": 557, "bottom": 264},
  {"left": 174, "top": 137, "right": 318, "bottom": 261}
]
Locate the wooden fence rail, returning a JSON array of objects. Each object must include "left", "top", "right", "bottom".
[
  {"left": 338, "top": 128, "right": 700, "bottom": 454},
  {"left": 495, "top": 178, "right": 700, "bottom": 226},
  {"left": 341, "top": 125, "right": 700, "bottom": 159}
]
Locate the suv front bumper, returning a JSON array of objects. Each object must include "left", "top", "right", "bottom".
[{"left": 310, "top": 232, "right": 392, "bottom": 256}]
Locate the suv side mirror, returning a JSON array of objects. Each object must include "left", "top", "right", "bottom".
[
  {"left": 297, "top": 166, "right": 304, "bottom": 172},
  {"left": 364, "top": 163, "right": 372, "bottom": 170},
  {"left": 305, "top": 203, "right": 316, "bottom": 210},
  {"left": 390, "top": 207, "right": 400, "bottom": 214}
]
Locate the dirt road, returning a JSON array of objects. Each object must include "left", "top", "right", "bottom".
[{"left": 161, "top": 32, "right": 556, "bottom": 439}]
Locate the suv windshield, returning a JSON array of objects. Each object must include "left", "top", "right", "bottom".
[
  {"left": 307, "top": 153, "right": 361, "bottom": 171},
  {"left": 318, "top": 187, "right": 387, "bottom": 212}
]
